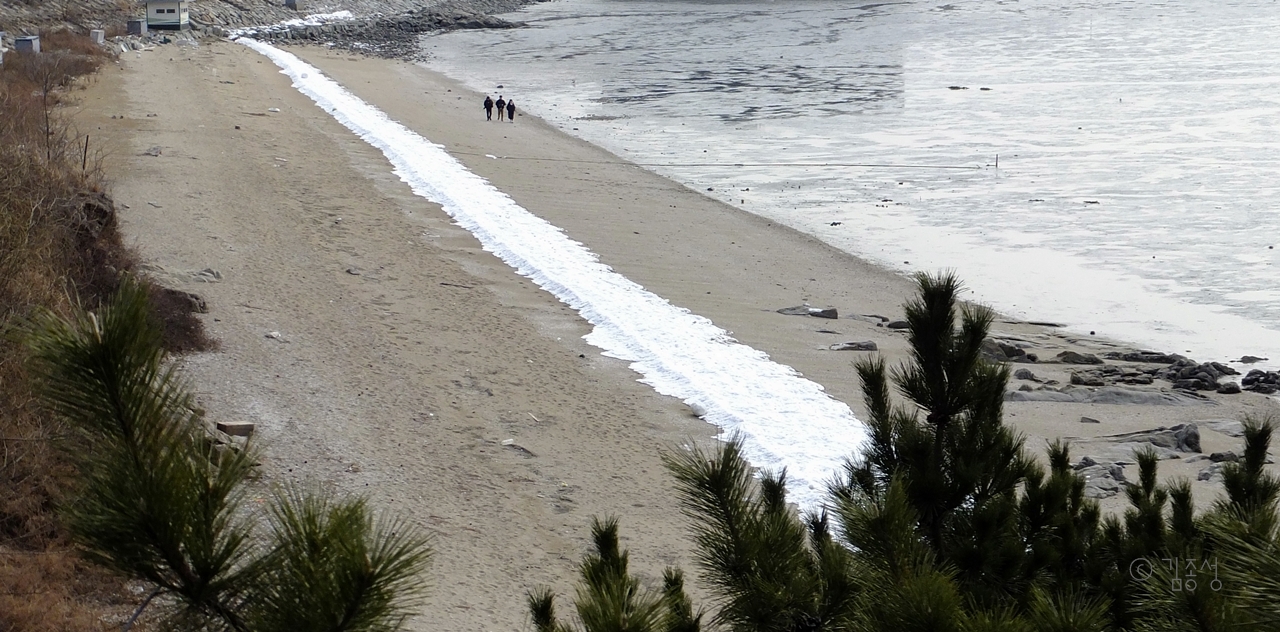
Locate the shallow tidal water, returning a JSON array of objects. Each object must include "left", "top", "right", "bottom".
[{"left": 425, "top": 0, "right": 1280, "bottom": 369}]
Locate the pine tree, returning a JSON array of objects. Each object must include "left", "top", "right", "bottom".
[
  {"left": 546, "top": 272, "right": 1279, "bottom": 632},
  {"left": 27, "top": 277, "right": 432, "bottom": 631},
  {"left": 529, "top": 516, "right": 701, "bottom": 632},
  {"left": 837, "top": 272, "right": 1090, "bottom": 606}
]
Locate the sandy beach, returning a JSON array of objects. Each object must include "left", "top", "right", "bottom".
[{"left": 73, "top": 38, "right": 1279, "bottom": 630}]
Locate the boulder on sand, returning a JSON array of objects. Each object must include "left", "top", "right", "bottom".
[
  {"left": 829, "top": 341, "right": 877, "bottom": 351},
  {"left": 1055, "top": 350, "right": 1103, "bottom": 364}
]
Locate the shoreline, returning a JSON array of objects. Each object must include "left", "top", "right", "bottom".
[
  {"left": 83, "top": 36, "right": 1279, "bottom": 630},
  {"left": 418, "top": 0, "right": 1280, "bottom": 376},
  {"left": 279, "top": 42, "right": 1280, "bottom": 503}
]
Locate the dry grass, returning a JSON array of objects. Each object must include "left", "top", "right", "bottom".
[
  {"left": 0, "top": 30, "right": 209, "bottom": 629},
  {"left": 0, "top": 549, "right": 136, "bottom": 632}
]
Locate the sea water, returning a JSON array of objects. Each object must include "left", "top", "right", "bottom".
[{"left": 425, "top": 0, "right": 1280, "bottom": 370}]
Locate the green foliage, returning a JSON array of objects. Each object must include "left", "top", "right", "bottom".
[
  {"left": 529, "top": 516, "right": 701, "bottom": 632},
  {"left": 516, "top": 273, "right": 1280, "bottom": 632},
  {"left": 665, "top": 440, "right": 853, "bottom": 631},
  {"left": 247, "top": 487, "right": 432, "bottom": 632},
  {"left": 648, "top": 273, "right": 1280, "bottom": 632},
  {"left": 1026, "top": 587, "right": 1111, "bottom": 632},
  {"left": 840, "top": 272, "right": 1077, "bottom": 606},
  {"left": 27, "top": 275, "right": 257, "bottom": 627},
  {"left": 26, "top": 277, "right": 431, "bottom": 632}
]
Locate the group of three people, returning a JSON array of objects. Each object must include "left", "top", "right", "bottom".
[{"left": 483, "top": 95, "right": 516, "bottom": 122}]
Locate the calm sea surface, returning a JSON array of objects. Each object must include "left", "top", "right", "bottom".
[{"left": 425, "top": 0, "right": 1280, "bottom": 368}]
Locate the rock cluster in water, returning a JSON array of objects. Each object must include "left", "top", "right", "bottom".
[{"left": 1242, "top": 369, "right": 1280, "bottom": 394}]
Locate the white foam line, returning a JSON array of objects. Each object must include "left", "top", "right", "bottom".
[{"left": 237, "top": 38, "right": 869, "bottom": 511}]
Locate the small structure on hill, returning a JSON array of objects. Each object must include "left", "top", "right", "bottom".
[
  {"left": 14, "top": 36, "right": 40, "bottom": 54},
  {"left": 144, "top": 0, "right": 191, "bottom": 30}
]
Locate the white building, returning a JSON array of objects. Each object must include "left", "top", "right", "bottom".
[{"left": 144, "top": 0, "right": 190, "bottom": 30}]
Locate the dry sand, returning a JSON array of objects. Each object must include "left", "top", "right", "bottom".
[{"left": 72, "top": 38, "right": 1279, "bottom": 630}]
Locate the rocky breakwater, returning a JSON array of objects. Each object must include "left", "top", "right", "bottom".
[
  {"left": 0, "top": 0, "right": 451, "bottom": 34},
  {"left": 1067, "top": 353, "right": 1279, "bottom": 396},
  {"left": 235, "top": 0, "right": 539, "bottom": 59}
]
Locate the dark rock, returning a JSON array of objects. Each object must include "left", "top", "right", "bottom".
[
  {"left": 1077, "top": 463, "right": 1126, "bottom": 498},
  {"left": 1088, "top": 423, "right": 1200, "bottom": 454},
  {"left": 1080, "top": 416, "right": 1102, "bottom": 424},
  {"left": 1161, "top": 361, "right": 1240, "bottom": 387},
  {"left": 1055, "top": 350, "right": 1103, "bottom": 364},
  {"left": 1071, "top": 372, "right": 1107, "bottom": 387},
  {"left": 829, "top": 341, "right": 877, "bottom": 351},
  {"left": 777, "top": 305, "right": 837, "bottom": 319},
  {"left": 1107, "top": 351, "right": 1184, "bottom": 364},
  {"left": 1240, "top": 355, "right": 1269, "bottom": 364},
  {"left": 1013, "top": 368, "right": 1038, "bottom": 381},
  {"left": 1241, "top": 369, "right": 1280, "bottom": 393},
  {"left": 1025, "top": 353, "right": 1038, "bottom": 362},
  {"left": 1209, "top": 451, "right": 1239, "bottom": 463},
  {"left": 1216, "top": 382, "right": 1242, "bottom": 395},
  {"left": 1174, "top": 424, "right": 1201, "bottom": 453},
  {"left": 161, "top": 288, "right": 207, "bottom": 314},
  {"left": 998, "top": 342, "right": 1025, "bottom": 358},
  {"left": 1070, "top": 365, "right": 1152, "bottom": 387},
  {"left": 981, "top": 339, "right": 1007, "bottom": 360},
  {"left": 1198, "top": 463, "right": 1227, "bottom": 483},
  {"left": 886, "top": 320, "right": 910, "bottom": 330},
  {"left": 1005, "top": 386, "right": 1213, "bottom": 406}
]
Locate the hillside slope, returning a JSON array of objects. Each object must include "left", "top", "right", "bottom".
[{"left": 0, "top": 0, "right": 520, "bottom": 33}]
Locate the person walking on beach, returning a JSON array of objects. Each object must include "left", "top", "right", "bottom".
[
  {"left": 495, "top": 96, "right": 506, "bottom": 121},
  {"left": 506, "top": 99, "right": 515, "bottom": 122},
  {"left": 483, "top": 95, "right": 494, "bottom": 120}
]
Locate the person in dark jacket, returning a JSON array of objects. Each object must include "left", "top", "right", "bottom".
[
  {"left": 506, "top": 100, "right": 515, "bottom": 122},
  {"left": 483, "top": 96, "right": 494, "bottom": 120},
  {"left": 495, "top": 96, "right": 507, "bottom": 121}
]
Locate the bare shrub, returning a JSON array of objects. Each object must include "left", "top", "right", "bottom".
[{"left": 0, "top": 29, "right": 189, "bottom": 629}]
